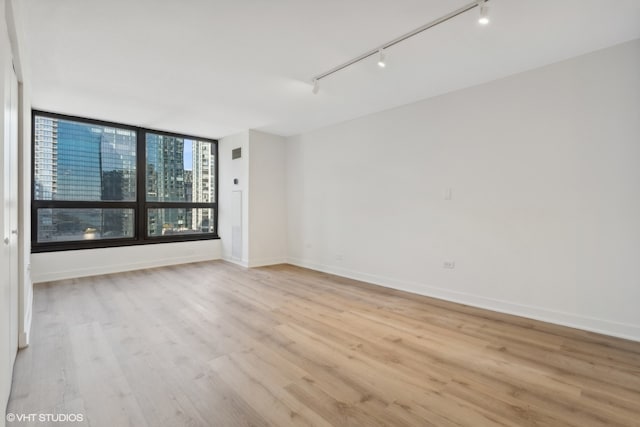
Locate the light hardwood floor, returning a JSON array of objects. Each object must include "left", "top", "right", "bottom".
[{"left": 7, "top": 261, "right": 640, "bottom": 426}]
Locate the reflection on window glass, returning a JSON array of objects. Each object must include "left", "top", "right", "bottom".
[
  {"left": 33, "top": 116, "right": 137, "bottom": 201},
  {"left": 146, "top": 134, "right": 215, "bottom": 203},
  {"left": 147, "top": 208, "right": 214, "bottom": 236},
  {"left": 37, "top": 208, "right": 135, "bottom": 243}
]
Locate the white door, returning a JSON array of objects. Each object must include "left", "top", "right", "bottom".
[{"left": 1, "top": 55, "right": 19, "bottom": 415}]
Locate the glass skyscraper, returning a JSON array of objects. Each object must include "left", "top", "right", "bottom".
[{"left": 34, "top": 117, "right": 136, "bottom": 241}]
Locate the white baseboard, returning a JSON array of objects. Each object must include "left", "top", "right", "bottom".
[
  {"left": 222, "top": 257, "right": 249, "bottom": 268},
  {"left": 248, "top": 257, "right": 287, "bottom": 268},
  {"left": 287, "top": 257, "right": 640, "bottom": 343},
  {"left": 18, "top": 331, "right": 29, "bottom": 349},
  {"left": 222, "top": 256, "right": 287, "bottom": 268}
]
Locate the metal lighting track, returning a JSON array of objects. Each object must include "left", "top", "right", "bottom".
[{"left": 312, "top": 0, "right": 486, "bottom": 83}]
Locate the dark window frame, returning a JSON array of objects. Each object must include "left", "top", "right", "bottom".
[{"left": 31, "top": 110, "right": 219, "bottom": 253}]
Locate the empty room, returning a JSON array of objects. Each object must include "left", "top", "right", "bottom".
[{"left": 1, "top": 0, "right": 640, "bottom": 426}]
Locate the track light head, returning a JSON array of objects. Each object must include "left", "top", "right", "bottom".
[
  {"left": 478, "top": 1, "right": 490, "bottom": 25},
  {"left": 312, "top": 79, "right": 319, "bottom": 94},
  {"left": 377, "top": 49, "right": 386, "bottom": 68}
]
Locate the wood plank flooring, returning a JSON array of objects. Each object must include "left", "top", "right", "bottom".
[{"left": 7, "top": 261, "right": 640, "bottom": 426}]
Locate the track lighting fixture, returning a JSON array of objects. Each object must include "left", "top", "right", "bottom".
[
  {"left": 478, "top": 1, "right": 490, "bottom": 25},
  {"left": 377, "top": 49, "right": 386, "bottom": 68},
  {"left": 310, "top": 0, "right": 490, "bottom": 94}
]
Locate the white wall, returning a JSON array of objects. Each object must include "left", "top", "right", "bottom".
[
  {"left": 218, "top": 130, "right": 287, "bottom": 267},
  {"left": 248, "top": 130, "right": 287, "bottom": 267},
  {"left": 286, "top": 39, "right": 640, "bottom": 341},
  {"left": 31, "top": 240, "right": 221, "bottom": 283},
  {"left": 219, "top": 131, "right": 250, "bottom": 265}
]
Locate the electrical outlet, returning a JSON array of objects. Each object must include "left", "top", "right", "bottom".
[{"left": 443, "top": 260, "right": 455, "bottom": 269}]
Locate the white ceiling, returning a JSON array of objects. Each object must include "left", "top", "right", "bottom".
[{"left": 23, "top": 0, "right": 640, "bottom": 138}]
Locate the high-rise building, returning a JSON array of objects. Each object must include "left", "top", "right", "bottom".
[
  {"left": 34, "top": 116, "right": 58, "bottom": 200},
  {"left": 99, "top": 128, "right": 137, "bottom": 238},
  {"left": 100, "top": 128, "right": 137, "bottom": 201},
  {"left": 146, "top": 134, "right": 187, "bottom": 235},
  {"left": 191, "top": 140, "right": 215, "bottom": 233},
  {"left": 183, "top": 170, "right": 193, "bottom": 202},
  {"left": 55, "top": 120, "right": 102, "bottom": 201},
  {"left": 34, "top": 116, "right": 58, "bottom": 240},
  {"left": 33, "top": 117, "right": 137, "bottom": 241}
]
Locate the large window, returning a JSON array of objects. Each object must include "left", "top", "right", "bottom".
[{"left": 32, "top": 111, "right": 218, "bottom": 252}]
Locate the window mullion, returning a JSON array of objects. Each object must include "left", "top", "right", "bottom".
[{"left": 137, "top": 129, "right": 146, "bottom": 241}]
